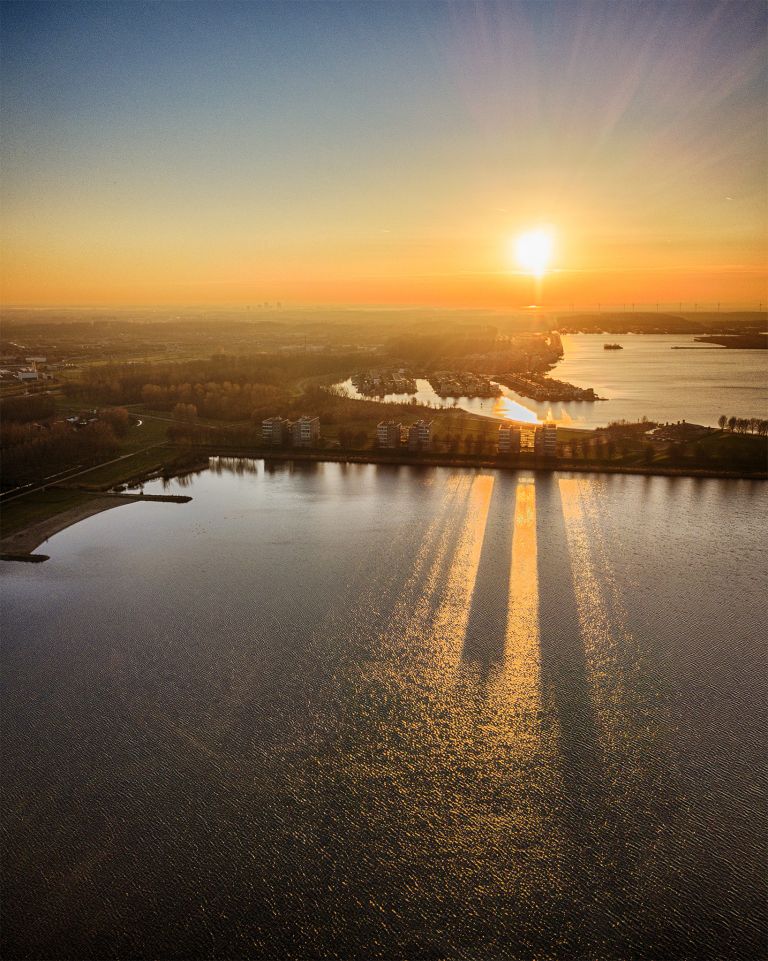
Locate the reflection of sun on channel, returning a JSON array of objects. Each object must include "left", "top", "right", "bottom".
[
  {"left": 431, "top": 474, "right": 495, "bottom": 668},
  {"left": 505, "top": 479, "right": 541, "bottom": 716}
]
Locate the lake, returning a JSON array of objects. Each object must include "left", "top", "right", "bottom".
[
  {"left": 2, "top": 461, "right": 766, "bottom": 960},
  {"left": 335, "top": 334, "right": 768, "bottom": 429}
]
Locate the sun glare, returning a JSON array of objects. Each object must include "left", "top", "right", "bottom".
[{"left": 513, "top": 229, "right": 554, "bottom": 278}]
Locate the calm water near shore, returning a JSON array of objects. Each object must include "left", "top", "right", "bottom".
[
  {"left": 336, "top": 334, "right": 768, "bottom": 428},
  {"left": 3, "top": 460, "right": 766, "bottom": 960}
]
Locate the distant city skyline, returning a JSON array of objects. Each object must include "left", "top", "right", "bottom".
[{"left": 1, "top": 0, "right": 765, "bottom": 307}]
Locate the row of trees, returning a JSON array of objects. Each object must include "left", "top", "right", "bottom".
[
  {"left": 165, "top": 417, "right": 764, "bottom": 470},
  {"left": 0, "top": 393, "right": 56, "bottom": 424},
  {"left": 166, "top": 421, "right": 257, "bottom": 447},
  {"left": 64, "top": 351, "right": 377, "bottom": 407},
  {"left": 1, "top": 406, "right": 131, "bottom": 484},
  {"left": 142, "top": 381, "right": 288, "bottom": 421},
  {"left": 1, "top": 421, "right": 120, "bottom": 483},
  {"left": 1, "top": 407, "right": 131, "bottom": 450},
  {"left": 717, "top": 415, "right": 768, "bottom": 435}
]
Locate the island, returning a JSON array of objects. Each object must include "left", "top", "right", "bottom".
[
  {"left": 351, "top": 368, "right": 417, "bottom": 395},
  {"left": 557, "top": 310, "right": 766, "bottom": 335},
  {"left": 427, "top": 371, "right": 501, "bottom": 398},
  {"left": 500, "top": 372, "right": 603, "bottom": 402},
  {"left": 693, "top": 334, "right": 768, "bottom": 349}
]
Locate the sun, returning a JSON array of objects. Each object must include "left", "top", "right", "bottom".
[{"left": 511, "top": 228, "right": 554, "bottom": 277}]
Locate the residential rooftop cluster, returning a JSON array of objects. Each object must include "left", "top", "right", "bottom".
[
  {"left": 503, "top": 373, "right": 599, "bottom": 403},
  {"left": 352, "top": 369, "right": 417, "bottom": 396},
  {"left": 0, "top": 361, "right": 54, "bottom": 384}
]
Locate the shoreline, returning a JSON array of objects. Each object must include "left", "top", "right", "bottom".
[
  {"left": 0, "top": 492, "right": 192, "bottom": 560},
  {"left": 2, "top": 449, "right": 763, "bottom": 562},
  {"left": 0, "top": 496, "right": 137, "bottom": 559},
  {"left": 195, "top": 446, "right": 768, "bottom": 481}
]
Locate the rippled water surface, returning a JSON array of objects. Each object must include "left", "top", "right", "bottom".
[{"left": 3, "top": 461, "right": 766, "bottom": 960}]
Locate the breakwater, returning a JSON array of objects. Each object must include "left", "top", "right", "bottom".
[{"left": 103, "top": 492, "right": 192, "bottom": 503}]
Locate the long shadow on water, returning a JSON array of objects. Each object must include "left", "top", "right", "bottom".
[
  {"left": 460, "top": 473, "right": 515, "bottom": 682},
  {"left": 535, "top": 474, "right": 606, "bottom": 833},
  {"left": 534, "top": 474, "right": 699, "bottom": 959},
  {"left": 534, "top": 474, "right": 623, "bottom": 956}
]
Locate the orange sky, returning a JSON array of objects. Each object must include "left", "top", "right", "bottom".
[{"left": 1, "top": 2, "right": 765, "bottom": 309}]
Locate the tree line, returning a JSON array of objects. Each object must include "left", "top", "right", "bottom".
[
  {"left": 1, "top": 421, "right": 120, "bottom": 484},
  {"left": 142, "top": 381, "right": 288, "bottom": 421},
  {"left": 1, "top": 403, "right": 131, "bottom": 485},
  {"left": 0, "top": 393, "right": 56, "bottom": 424},
  {"left": 717, "top": 415, "right": 767, "bottom": 436},
  {"left": 64, "top": 352, "right": 377, "bottom": 407}
]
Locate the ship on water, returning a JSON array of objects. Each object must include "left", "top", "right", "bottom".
[{"left": 604, "top": 343, "right": 623, "bottom": 350}]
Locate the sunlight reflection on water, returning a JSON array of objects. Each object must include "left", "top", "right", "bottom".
[
  {"left": 2, "top": 461, "right": 766, "bottom": 960},
  {"left": 334, "top": 333, "right": 768, "bottom": 429}
]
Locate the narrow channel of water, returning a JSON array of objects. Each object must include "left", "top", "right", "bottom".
[
  {"left": 335, "top": 377, "right": 541, "bottom": 423},
  {"left": 334, "top": 334, "right": 768, "bottom": 428}
]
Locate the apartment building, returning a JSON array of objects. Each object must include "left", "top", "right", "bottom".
[
  {"left": 376, "top": 421, "right": 402, "bottom": 449},
  {"left": 261, "top": 417, "right": 289, "bottom": 446},
  {"left": 407, "top": 419, "right": 433, "bottom": 451},
  {"left": 520, "top": 424, "right": 537, "bottom": 452},
  {"left": 291, "top": 415, "right": 320, "bottom": 448},
  {"left": 497, "top": 425, "right": 521, "bottom": 455},
  {"left": 534, "top": 422, "right": 558, "bottom": 456}
]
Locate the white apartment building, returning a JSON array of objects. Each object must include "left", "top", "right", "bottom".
[
  {"left": 261, "top": 416, "right": 289, "bottom": 446},
  {"left": 376, "top": 421, "right": 402, "bottom": 449},
  {"left": 497, "top": 425, "right": 521, "bottom": 454},
  {"left": 407, "top": 419, "right": 433, "bottom": 451},
  {"left": 534, "top": 422, "right": 558, "bottom": 456},
  {"left": 520, "top": 424, "right": 537, "bottom": 452},
  {"left": 291, "top": 415, "right": 320, "bottom": 448}
]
